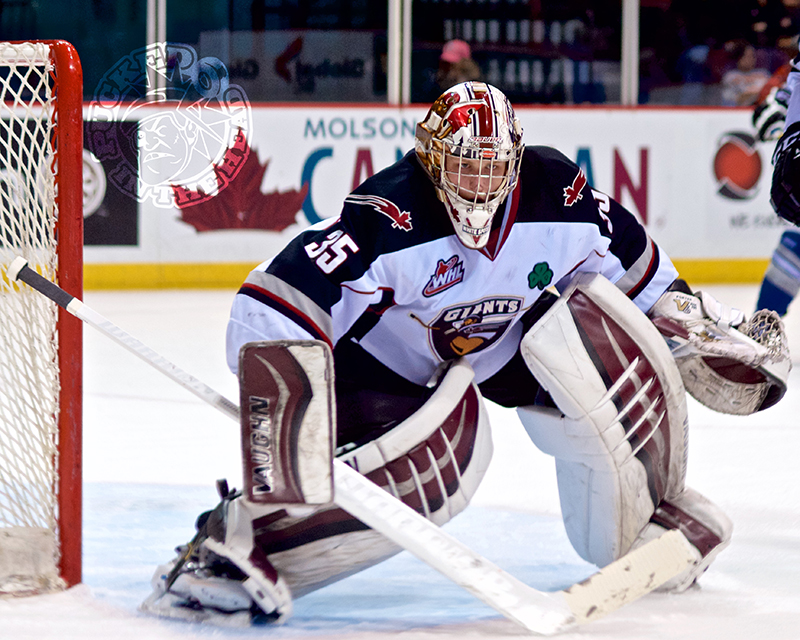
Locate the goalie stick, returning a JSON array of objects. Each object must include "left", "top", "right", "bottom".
[{"left": 8, "top": 256, "right": 696, "bottom": 635}]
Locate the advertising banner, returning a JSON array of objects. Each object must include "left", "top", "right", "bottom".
[
  {"left": 82, "top": 103, "right": 784, "bottom": 287},
  {"left": 199, "top": 30, "right": 378, "bottom": 102}
]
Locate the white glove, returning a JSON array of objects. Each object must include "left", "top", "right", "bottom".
[{"left": 752, "top": 85, "right": 790, "bottom": 142}]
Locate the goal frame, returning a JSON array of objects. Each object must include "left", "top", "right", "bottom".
[
  {"left": 51, "top": 39, "right": 84, "bottom": 589},
  {"left": 1, "top": 39, "right": 84, "bottom": 589}
]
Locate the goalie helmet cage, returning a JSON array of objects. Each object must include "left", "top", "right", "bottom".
[{"left": 0, "top": 41, "right": 83, "bottom": 593}]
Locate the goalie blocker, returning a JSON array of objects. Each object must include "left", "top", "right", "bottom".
[{"left": 238, "top": 341, "right": 335, "bottom": 506}]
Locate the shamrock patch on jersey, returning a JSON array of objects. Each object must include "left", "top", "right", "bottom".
[
  {"left": 428, "top": 296, "right": 522, "bottom": 359},
  {"left": 528, "top": 262, "right": 553, "bottom": 290}
]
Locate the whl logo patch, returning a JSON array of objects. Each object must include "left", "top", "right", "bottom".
[{"left": 423, "top": 255, "right": 465, "bottom": 297}]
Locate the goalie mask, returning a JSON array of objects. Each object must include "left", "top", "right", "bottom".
[{"left": 415, "top": 82, "right": 524, "bottom": 249}]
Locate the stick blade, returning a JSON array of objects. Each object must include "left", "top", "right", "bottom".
[{"left": 562, "top": 529, "right": 696, "bottom": 625}]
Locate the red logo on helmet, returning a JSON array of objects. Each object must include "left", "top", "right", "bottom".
[
  {"left": 444, "top": 99, "right": 487, "bottom": 133},
  {"left": 563, "top": 169, "right": 587, "bottom": 206},
  {"left": 345, "top": 194, "right": 413, "bottom": 231}
]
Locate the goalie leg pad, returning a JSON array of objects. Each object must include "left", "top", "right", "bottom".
[
  {"left": 631, "top": 487, "right": 733, "bottom": 592},
  {"left": 518, "top": 273, "right": 689, "bottom": 567},
  {"left": 518, "top": 405, "right": 661, "bottom": 567},
  {"left": 146, "top": 358, "right": 493, "bottom": 622},
  {"left": 338, "top": 359, "right": 493, "bottom": 525}
]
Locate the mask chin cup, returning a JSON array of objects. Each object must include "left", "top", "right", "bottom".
[{"left": 444, "top": 193, "right": 500, "bottom": 249}]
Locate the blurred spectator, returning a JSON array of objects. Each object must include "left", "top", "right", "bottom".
[
  {"left": 776, "top": 0, "right": 800, "bottom": 49},
  {"left": 676, "top": 41, "right": 715, "bottom": 104},
  {"left": 744, "top": 0, "right": 787, "bottom": 48},
  {"left": 721, "top": 39, "right": 772, "bottom": 105},
  {"left": 436, "top": 40, "right": 482, "bottom": 91},
  {"left": 755, "top": 57, "right": 793, "bottom": 108}
]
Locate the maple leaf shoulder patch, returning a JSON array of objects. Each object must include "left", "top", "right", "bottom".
[
  {"left": 344, "top": 194, "right": 413, "bottom": 231},
  {"left": 563, "top": 169, "right": 587, "bottom": 207}
]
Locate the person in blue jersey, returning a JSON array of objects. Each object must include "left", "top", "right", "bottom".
[
  {"left": 754, "top": 47, "right": 800, "bottom": 315},
  {"left": 142, "top": 82, "right": 789, "bottom": 626}
]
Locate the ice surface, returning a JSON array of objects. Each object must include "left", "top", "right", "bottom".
[{"left": 2, "top": 285, "right": 799, "bottom": 639}]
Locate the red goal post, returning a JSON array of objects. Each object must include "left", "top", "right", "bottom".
[{"left": 0, "top": 40, "right": 83, "bottom": 592}]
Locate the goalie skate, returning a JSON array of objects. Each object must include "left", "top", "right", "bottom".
[
  {"left": 141, "top": 551, "right": 258, "bottom": 628},
  {"left": 140, "top": 480, "right": 292, "bottom": 626}
]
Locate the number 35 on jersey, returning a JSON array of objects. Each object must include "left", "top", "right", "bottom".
[{"left": 304, "top": 230, "right": 360, "bottom": 274}]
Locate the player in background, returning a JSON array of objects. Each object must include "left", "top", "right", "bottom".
[
  {"left": 142, "top": 82, "right": 790, "bottom": 626},
  {"left": 753, "top": 61, "right": 796, "bottom": 314},
  {"left": 755, "top": 45, "right": 800, "bottom": 315}
]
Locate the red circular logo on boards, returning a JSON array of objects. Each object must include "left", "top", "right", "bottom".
[{"left": 712, "top": 131, "right": 762, "bottom": 200}]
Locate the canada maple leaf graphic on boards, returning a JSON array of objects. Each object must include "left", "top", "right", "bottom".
[{"left": 172, "top": 132, "right": 308, "bottom": 232}]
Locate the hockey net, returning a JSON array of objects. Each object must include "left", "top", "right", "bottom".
[{"left": 0, "top": 41, "right": 83, "bottom": 594}]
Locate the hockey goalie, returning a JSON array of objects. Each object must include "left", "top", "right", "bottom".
[{"left": 141, "top": 81, "right": 791, "bottom": 625}]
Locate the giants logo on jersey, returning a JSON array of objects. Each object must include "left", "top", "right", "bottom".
[
  {"left": 428, "top": 296, "right": 522, "bottom": 359},
  {"left": 423, "top": 255, "right": 465, "bottom": 297},
  {"left": 563, "top": 169, "right": 588, "bottom": 206},
  {"left": 345, "top": 194, "right": 412, "bottom": 231}
]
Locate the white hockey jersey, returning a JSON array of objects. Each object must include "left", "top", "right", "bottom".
[
  {"left": 227, "top": 147, "right": 678, "bottom": 386},
  {"left": 785, "top": 50, "right": 800, "bottom": 128}
]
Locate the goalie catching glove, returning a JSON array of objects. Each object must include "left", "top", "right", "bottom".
[{"left": 648, "top": 280, "right": 791, "bottom": 415}]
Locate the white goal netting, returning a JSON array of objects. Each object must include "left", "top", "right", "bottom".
[{"left": 0, "top": 41, "right": 66, "bottom": 594}]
